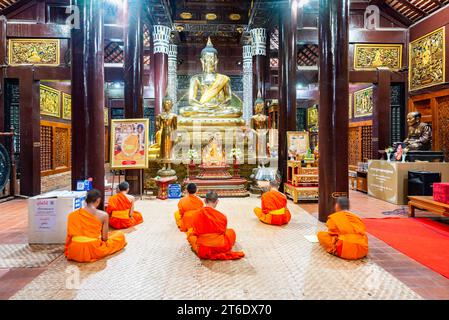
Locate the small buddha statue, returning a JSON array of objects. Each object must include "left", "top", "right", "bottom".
[
  {"left": 403, "top": 111, "right": 432, "bottom": 151},
  {"left": 156, "top": 96, "right": 177, "bottom": 175},
  {"left": 251, "top": 95, "right": 269, "bottom": 163},
  {"left": 179, "top": 37, "right": 242, "bottom": 119}
]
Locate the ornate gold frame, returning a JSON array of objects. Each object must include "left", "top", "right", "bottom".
[
  {"left": 110, "top": 118, "right": 149, "bottom": 169},
  {"left": 104, "top": 107, "right": 109, "bottom": 126},
  {"left": 349, "top": 93, "right": 352, "bottom": 119},
  {"left": 40, "top": 85, "right": 61, "bottom": 118},
  {"left": 353, "top": 44, "right": 403, "bottom": 70},
  {"left": 409, "top": 27, "right": 446, "bottom": 91},
  {"left": 287, "top": 131, "right": 310, "bottom": 159},
  {"left": 8, "top": 38, "right": 60, "bottom": 66},
  {"left": 62, "top": 93, "right": 71, "bottom": 120},
  {"left": 307, "top": 105, "right": 318, "bottom": 128}
]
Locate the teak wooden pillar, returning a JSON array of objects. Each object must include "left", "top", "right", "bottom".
[
  {"left": 124, "top": 0, "right": 144, "bottom": 194},
  {"left": 318, "top": 0, "right": 349, "bottom": 222},
  {"left": 372, "top": 67, "right": 391, "bottom": 158},
  {"left": 278, "top": 1, "right": 298, "bottom": 187},
  {"left": 71, "top": 0, "right": 105, "bottom": 203},
  {"left": 153, "top": 25, "right": 170, "bottom": 116}
]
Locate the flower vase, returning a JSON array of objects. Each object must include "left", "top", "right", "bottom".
[
  {"left": 233, "top": 158, "right": 239, "bottom": 177},
  {"left": 402, "top": 154, "right": 406, "bottom": 163},
  {"left": 387, "top": 153, "right": 391, "bottom": 162}
]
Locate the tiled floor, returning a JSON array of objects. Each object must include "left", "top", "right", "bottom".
[{"left": 1, "top": 192, "right": 449, "bottom": 299}]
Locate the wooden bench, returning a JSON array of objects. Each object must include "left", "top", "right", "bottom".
[{"left": 408, "top": 196, "right": 449, "bottom": 218}]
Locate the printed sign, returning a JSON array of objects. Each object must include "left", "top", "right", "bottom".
[
  {"left": 168, "top": 184, "right": 182, "bottom": 199},
  {"left": 34, "top": 199, "right": 57, "bottom": 232}
]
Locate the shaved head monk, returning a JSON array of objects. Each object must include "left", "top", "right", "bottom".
[
  {"left": 317, "top": 197, "right": 368, "bottom": 260},
  {"left": 254, "top": 180, "right": 291, "bottom": 226},
  {"left": 175, "top": 183, "right": 204, "bottom": 232},
  {"left": 106, "top": 181, "right": 143, "bottom": 229},
  {"left": 187, "top": 191, "right": 244, "bottom": 260},
  {"left": 65, "top": 189, "right": 127, "bottom": 263}
]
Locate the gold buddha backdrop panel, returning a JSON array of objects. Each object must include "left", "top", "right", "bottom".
[
  {"left": 353, "top": 44, "right": 402, "bottom": 70},
  {"left": 62, "top": 93, "right": 71, "bottom": 120},
  {"left": 409, "top": 27, "right": 445, "bottom": 91},
  {"left": 8, "top": 39, "right": 60, "bottom": 66},
  {"left": 354, "top": 87, "right": 373, "bottom": 118},
  {"left": 40, "top": 85, "right": 61, "bottom": 118}
]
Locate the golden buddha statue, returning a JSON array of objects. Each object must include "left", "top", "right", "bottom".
[
  {"left": 251, "top": 95, "right": 269, "bottom": 164},
  {"left": 179, "top": 37, "right": 243, "bottom": 119},
  {"left": 202, "top": 136, "right": 226, "bottom": 166}
]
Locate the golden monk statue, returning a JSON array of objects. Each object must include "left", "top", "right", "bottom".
[
  {"left": 403, "top": 111, "right": 432, "bottom": 151},
  {"left": 251, "top": 95, "right": 269, "bottom": 164},
  {"left": 179, "top": 37, "right": 242, "bottom": 118}
]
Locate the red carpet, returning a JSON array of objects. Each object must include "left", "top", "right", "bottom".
[{"left": 363, "top": 217, "right": 449, "bottom": 279}]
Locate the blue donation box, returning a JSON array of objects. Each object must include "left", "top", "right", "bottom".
[{"left": 168, "top": 184, "right": 182, "bottom": 199}]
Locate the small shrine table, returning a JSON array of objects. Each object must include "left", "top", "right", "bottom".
[
  {"left": 408, "top": 196, "right": 449, "bottom": 218},
  {"left": 151, "top": 176, "right": 177, "bottom": 200}
]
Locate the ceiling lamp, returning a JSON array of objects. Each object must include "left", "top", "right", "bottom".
[
  {"left": 229, "top": 13, "right": 241, "bottom": 21},
  {"left": 205, "top": 13, "right": 217, "bottom": 21},
  {"left": 180, "top": 12, "right": 192, "bottom": 20}
]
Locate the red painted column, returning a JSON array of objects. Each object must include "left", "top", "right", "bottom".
[
  {"left": 71, "top": 0, "right": 105, "bottom": 202},
  {"left": 152, "top": 25, "right": 171, "bottom": 116},
  {"left": 318, "top": 0, "right": 350, "bottom": 222},
  {"left": 278, "top": 1, "right": 298, "bottom": 187}
]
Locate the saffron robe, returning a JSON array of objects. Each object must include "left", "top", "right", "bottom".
[
  {"left": 65, "top": 208, "right": 127, "bottom": 263},
  {"left": 106, "top": 193, "right": 143, "bottom": 229},
  {"left": 254, "top": 189, "right": 291, "bottom": 225},
  {"left": 317, "top": 211, "right": 368, "bottom": 260},
  {"left": 174, "top": 194, "right": 204, "bottom": 232},
  {"left": 187, "top": 207, "right": 244, "bottom": 260}
]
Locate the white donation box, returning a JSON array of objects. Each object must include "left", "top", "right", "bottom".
[{"left": 28, "top": 191, "right": 87, "bottom": 244}]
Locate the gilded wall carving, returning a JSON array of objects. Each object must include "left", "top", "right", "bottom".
[
  {"left": 354, "top": 44, "right": 402, "bottom": 70},
  {"left": 8, "top": 39, "right": 60, "bottom": 66},
  {"left": 55, "top": 127, "right": 70, "bottom": 168},
  {"left": 348, "top": 127, "right": 360, "bottom": 166},
  {"left": 62, "top": 93, "right": 71, "bottom": 120},
  {"left": 354, "top": 87, "right": 373, "bottom": 118},
  {"left": 307, "top": 105, "right": 318, "bottom": 128},
  {"left": 104, "top": 108, "right": 109, "bottom": 126},
  {"left": 40, "top": 85, "right": 61, "bottom": 118},
  {"left": 409, "top": 27, "right": 445, "bottom": 91}
]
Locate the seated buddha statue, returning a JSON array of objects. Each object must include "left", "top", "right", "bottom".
[
  {"left": 179, "top": 37, "right": 242, "bottom": 119},
  {"left": 202, "top": 136, "right": 226, "bottom": 166},
  {"left": 403, "top": 111, "right": 432, "bottom": 151}
]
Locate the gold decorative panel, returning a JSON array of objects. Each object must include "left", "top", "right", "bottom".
[
  {"left": 349, "top": 94, "right": 352, "bottom": 119},
  {"left": 409, "top": 27, "right": 445, "bottom": 91},
  {"left": 354, "top": 44, "right": 402, "bottom": 70},
  {"left": 307, "top": 106, "right": 318, "bottom": 128},
  {"left": 62, "top": 93, "right": 71, "bottom": 120},
  {"left": 104, "top": 107, "right": 109, "bottom": 126},
  {"left": 354, "top": 87, "right": 373, "bottom": 118},
  {"left": 40, "top": 85, "right": 61, "bottom": 118},
  {"left": 8, "top": 38, "right": 60, "bottom": 66},
  {"left": 54, "top": 127, "right": 70, "bottom": 168}
]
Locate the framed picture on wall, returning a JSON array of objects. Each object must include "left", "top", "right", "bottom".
[
  {"left": 349, "top": 93, "right": 352, "bottom": 119},
  {"left": 307, "top": 105, "right": 318, "bottom": 128},
  {"left": 40, "top": 85, "right": 61, "bottom": 118},
  {"left": 354, "top": 87, "right": 374, "bottom": 118},
  {"left": 110, "top": 119, "right": 149, "bottom": 169},
  {"left": 287, "top": 131, "right": 310, "bottom": 160},
  {"left": 62, "top": 93, "right": 71, "bottom": 120}
]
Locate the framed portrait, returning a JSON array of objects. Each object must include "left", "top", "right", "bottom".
[
  {"left": 40, "top": 85, "right": 61, "bottom": 118},
  {"left": 354, "top": 44, "right": 402, "bottom": 70},
  {"left": 110, "top": 119, "right": 149, "bottom": 169},
  {"left": 354, "top": 87, "right": 373, "bottom": 118},
  {"left": 287, "top": 131, "right": 310, "bottom": 159},
  {"left": 409, "top": 27, "right": 445, "bottom": 91},
  {"left": 62, "top": 93, "right": 71, "bottom": 120}
]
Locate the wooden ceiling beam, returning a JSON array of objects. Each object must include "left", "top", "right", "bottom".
[{"left": 369, "top": 0, "right": 413, "bottom": 26}]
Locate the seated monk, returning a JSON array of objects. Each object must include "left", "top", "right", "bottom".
[
  {"left": 254, "top": 180, "right": 291, "bottom": 226},
  {"left": 106, "top": 181, "right": 143, "bottom": 229},
  {"left": 174, "top": 183, "right": 204, "bottom": 232},
  {"left": 317, "top": 197, "right": 368, "bottom": 260},
  {"left": 65, "top": 189, "right": 127, "bottom": 263},
  {"left": 187, "top": 191, "right": 244, "bottom": 260}
]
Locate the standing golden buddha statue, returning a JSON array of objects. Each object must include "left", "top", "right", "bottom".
[
  {"left": 251, "top": 95, "right": 269, "bottom": 164},
  {"left": 156, "top": 96, "right": 177, "bottom": 176}
]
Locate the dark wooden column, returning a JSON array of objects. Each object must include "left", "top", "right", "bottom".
[
  {"left": 372, "top": 67, "right": 391, "bottom": 158},
  {"left": 318, "top": 0, "right": 349, "bottom": 222},
  {"left": 152, "top": 25, "right": 170, "bottom": 116},
  {"left": 19, "top": 68, "right": 41, "bottom": 196},
  {"left": 71, "top": 0, "right": 105, "bottom": 202},
  {"left": 124, "top": 0, "right": 144, "bottom": 194},
  {"left": 278, "top": 2, "right": 297, "bottom": 187},
  {"left": 252, "top": 28, "right": 267, "bottom": 102},
  {"left": 0, "top": 16, "right": 6, "bottom": 133}
]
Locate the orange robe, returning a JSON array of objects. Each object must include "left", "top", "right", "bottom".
[
  {"left": 65, "top": 208, "right": 127, "bottom": 263},
  {"left": 174, "top": 194, "right": 204, "bottom": 232},
  {"left": 106, "top": 193, "right": 143, "bottom": 229},
  {"left": 187, "top": 207, "right": 244, "bottom": 260},
  {"left": 317, "top": 211, "right": 368, "bottom": 260},
  {"left": 254, "top": 189, "right": 291, "bottom": 225}
]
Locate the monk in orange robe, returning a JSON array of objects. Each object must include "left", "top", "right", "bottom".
[
  {"left": 175, "top": 183, "right": 204, "bottom": 232},
  {"left": 254, "top": 180, "right": 291, "bottom": 226},
  {"left": 317, "top": 197, "right": 368, "bottom": 260},
  {"left": 65, "top": 189, "right": 127, "bottom": 263},
  {"left": 106, "top": 181, "right": 143, "bottom": 229},
  {"left": 187, "top": 191, "right": 244, "bottom": 260}
]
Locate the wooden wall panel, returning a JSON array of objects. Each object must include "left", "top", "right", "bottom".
[{"left": 40, "top": 120, "right": 71, "bottom": 176}]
